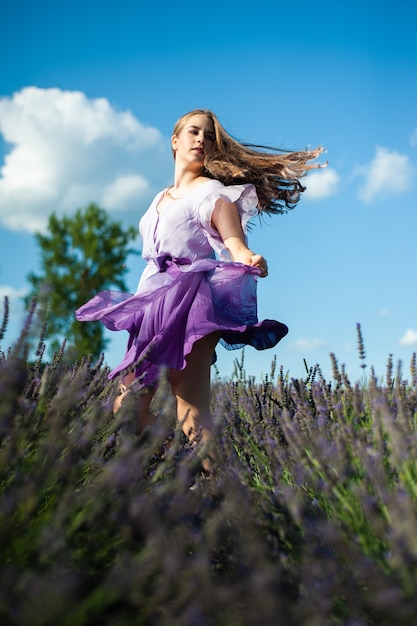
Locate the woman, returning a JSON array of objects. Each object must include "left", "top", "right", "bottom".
[{"left": 76, "top": 109, "right": 323, "bottom": 450}]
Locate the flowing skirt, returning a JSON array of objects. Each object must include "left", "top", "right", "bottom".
[{"left": 75, "top": 257, "right": 288, "bottom": 385}]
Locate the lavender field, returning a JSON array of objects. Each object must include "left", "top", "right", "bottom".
[{"left": 1, "top": 301, "right": 417, "bottom": 625}]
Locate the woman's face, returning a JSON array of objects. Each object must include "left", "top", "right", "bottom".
[{"left": 172, "top": 114, "right": 215, "bottom": 167}]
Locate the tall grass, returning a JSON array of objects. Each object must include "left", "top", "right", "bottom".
[{"left": 1, "top": 297, "right": 417, "bottom": 625}]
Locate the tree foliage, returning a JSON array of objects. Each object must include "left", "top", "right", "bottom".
[{"left": 26, "top": 203, "right": 139, "bottom": 359}]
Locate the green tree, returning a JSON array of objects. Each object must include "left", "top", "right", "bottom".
[{"left": 26, "top": 203, "right": 139, "bottom": 359}]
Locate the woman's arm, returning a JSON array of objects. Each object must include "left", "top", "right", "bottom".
[{"left": 211, "top": 199, "right": 268, "bottom": 277}]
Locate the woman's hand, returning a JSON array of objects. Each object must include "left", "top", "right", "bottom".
[
  {"left": 232, "top": 251, "right": 268, "bottom": 277},
  {"left": 247, "top": 253, "right": 268, "bottom": 277},
  {"left": 211, "top": 199, "right": 269, "bottom": 278}
]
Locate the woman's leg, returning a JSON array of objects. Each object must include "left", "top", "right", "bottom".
[
  {"left": 169, "top": 332, "right": 221, "bottom": 450},
  {"left": 113, "top": 372, "right": 156, "bottom": 431}
]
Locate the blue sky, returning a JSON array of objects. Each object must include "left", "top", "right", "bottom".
[{"left": 1, "top": 0, "right": 416, "bottom": 383}]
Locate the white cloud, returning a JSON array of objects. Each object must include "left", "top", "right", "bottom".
[
  {"left": 304, "top": 168, "right": 339, "bottom": 201},
  {"left": 0, "top": 87, "right": 171, "bottom": 233},
  {"left": 399, "top": 329, "right": 417, "bottom": 346},
  {"left": 0, "top": 285, "right": 27, "bottom": 301},
  {"left": 102, "top": 175, "right": 149, "bottom": 211},
  {"left": 286, "top": 338, "right": 327, "bottom": 352},
  {"left": 357, "top": 146, "right": 414, "bottom": 203}
]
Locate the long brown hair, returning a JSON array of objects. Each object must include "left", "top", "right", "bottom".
[{"left": 172, "top": 109, "right": 326, "bottom": 215}]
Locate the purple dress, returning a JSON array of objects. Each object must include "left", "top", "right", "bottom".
[{"left": 75, "top": 180, "right": 288, "bottom": 385}]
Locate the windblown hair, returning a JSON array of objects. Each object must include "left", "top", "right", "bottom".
[{"left": 172, "top": 109, "right": 326, "bottom": 215}]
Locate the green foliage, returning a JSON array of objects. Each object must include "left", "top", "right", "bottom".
[
  {"left": 25, "top": 203, "right": 139, "bottom": 358},
  {"left": 2, "top": 308, "right": 417, "bottom": 625}
]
